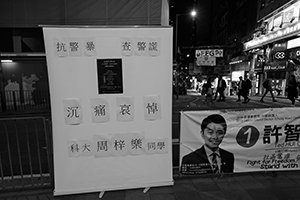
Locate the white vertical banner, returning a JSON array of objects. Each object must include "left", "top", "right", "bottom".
[{"left": 43, "top": 26, "right": 173, "bottom": 196}]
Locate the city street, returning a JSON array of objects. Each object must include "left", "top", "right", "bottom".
[
  {"left": 1, "top": 89, "right": 300, "bottom": 199},
  {"left": 172, "top": 89, "right": 300, "bottom": 166}
]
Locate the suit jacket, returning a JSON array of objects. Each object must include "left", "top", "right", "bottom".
[
  {"left": 217, "top": 79, "right": 227, "bottom": 91},
  {"left": 181, "top": 146, "right": 234, "bottom": 174}
]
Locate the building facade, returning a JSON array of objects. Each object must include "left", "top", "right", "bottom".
[
  {"left": 207, "top": 0, "right": 257, "bottom": 96},
  {"left": 244, "top": 0, "right": 300, "bottom": 97}
]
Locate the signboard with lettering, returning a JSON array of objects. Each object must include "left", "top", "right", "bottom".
[
  {"left": 195, "top": 49, "right": 223, "bottom": 57},
  {"left": 264, "top": 61, "right": 287, "bottom": 71},
  {"left": 196, "top": 56, "right": 216, "bottom": 66},
  {"left": 43, "top": 27, "right": 173, "bottom": 196}
]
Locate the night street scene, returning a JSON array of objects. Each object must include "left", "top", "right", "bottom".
[{"left": 1, "top": 0, "right": 300, "bottom": 199}]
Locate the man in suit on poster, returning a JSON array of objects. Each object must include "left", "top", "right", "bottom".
[{"left": 181, "top": 114, "right": 234, "bottom": 175}]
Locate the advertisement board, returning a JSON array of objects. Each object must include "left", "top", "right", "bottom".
[{"left": 180, "top": 108, "right": 300, "bottom": 175}]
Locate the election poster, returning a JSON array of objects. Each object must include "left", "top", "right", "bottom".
[{"left": 180, "top": 108, "right": 300, "bottom": 175}]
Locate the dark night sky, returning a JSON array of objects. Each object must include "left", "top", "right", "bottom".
[{"left": 171, "top": 0, "right": 212, "bottom": 48}]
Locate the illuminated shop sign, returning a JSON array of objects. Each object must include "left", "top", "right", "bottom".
[
  {"left": 264, "top": 62, "right": 286, "bottom": 71},
  {"left": 273, "top": 51, "right": 286, "bottom": 61},
  {"left": 288, "top": 47, "right": 300, "bottom": 59},
  {"left": 287, "top": 37, "right": 300, "bottom": 49},
  {"left": 257, "top": 55, "right": 265, "bottom": 63}
]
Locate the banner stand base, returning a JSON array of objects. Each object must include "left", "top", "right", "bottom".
[
  {"left": 99, "top": 191, "right": 105, "bottom": 199},
  {"left": 143, "top": 187, "right": 150, "bottom": 193}
]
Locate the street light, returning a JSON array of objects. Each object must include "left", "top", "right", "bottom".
[
  {"left": 174, "top": 10, "right": 196, "bottom": 99},
  {"left": 175, "top": 10, "right": 197, "bottom": 61}
]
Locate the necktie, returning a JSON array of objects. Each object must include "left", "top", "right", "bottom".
[{"left": 211, "top": 153, "right": 219, "bottom": 173}]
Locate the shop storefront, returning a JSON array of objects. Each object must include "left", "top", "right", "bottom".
[
  {"left": 264, "top": 61, "right": 290, "bottom": 96},
  {"left": 229, "top": 56, "right": 251, "bottom": 96},
  {"left": 244, "top": 1, "right": 300, "bottom": 97}
]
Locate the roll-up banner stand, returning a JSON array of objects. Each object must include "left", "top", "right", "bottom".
[{"left": 42, "top": 26, "right": 173, "bottom": 196}]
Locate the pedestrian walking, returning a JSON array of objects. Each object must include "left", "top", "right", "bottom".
[
  {"left": 213, "top": 75, "right": 227, "bottom": 102},
  {"left": 203, "top": 77, "right": 213, "bottom": 105},
  {"left": 260, "top": 76, "right": 276, "bottom": 102},
  {"left": 242, "top": 76, "right": 252, "bottom": 103},
  {"left": 236, "top": 76, "right": 243, "bottom": 102},
  {"left": 287, "top": 75, "right": 298, "bottom": 105}
]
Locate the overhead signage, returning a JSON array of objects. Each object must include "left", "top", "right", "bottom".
[
  {"left": 273, "top": 14, "right": 283, "bottom": 28},
  {"left": 195, "top": 49, "right": 223, "bottom": 57},
  {"left": 284, "top": 8, "right": 295, "bottom": 24},
  {"left": 244, "top": 1, "right": 300, "bottom": 51},
  {"left": 244, "top": 22, "right": 300, "bottom": 51}
]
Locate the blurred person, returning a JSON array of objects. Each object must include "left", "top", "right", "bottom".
[
  {"left": 213, "top": 75, "right": 227, "bottom": 102},
  {"left": 260, "top": 76, "right": 276, "bottom": 102},
  {"left": 236, "top": 76, "right": 243, "bottom": 102},
  {"left": 203, "top": 77, "right": 213, "bottom": 105},
  {"left": 242, "top": 76, "right": 252, "bottom": 103},
  {"left": 287, "top": 75, "right": 298, "bottom": 105}
]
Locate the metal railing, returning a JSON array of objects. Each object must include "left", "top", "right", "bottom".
[
  {"left": 0, "top": 117, "right": 53, "bottom": 191},
  {"left": 0, "top": 90, "right": 50, "bottom": 113}
]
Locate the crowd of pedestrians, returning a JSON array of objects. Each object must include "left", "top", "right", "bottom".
[{"left": 193, "top": 74, "right": 300, "bottom": 106}]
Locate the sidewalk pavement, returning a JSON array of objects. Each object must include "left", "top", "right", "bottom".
[
  {"left": 1, "top": 170, "right": 300, "bottom": 200},
  {"left": 173, "top": 89, "right": 299, "bottom": 107}
]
